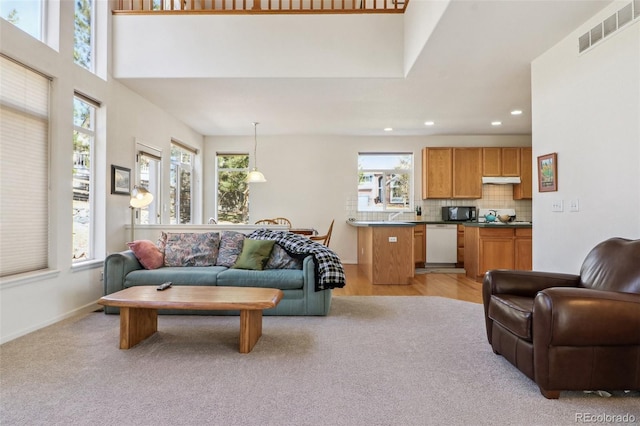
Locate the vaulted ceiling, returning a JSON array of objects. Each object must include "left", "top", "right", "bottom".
[{"left": 116, "top": 0, "right": 612, "bottom": 137}]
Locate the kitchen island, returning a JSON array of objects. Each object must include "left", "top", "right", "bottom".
[
  {"left": 463, "top": 222, "right": 533, "bottom": 282},
  {"left": 347, "top": 221, "right": 416, "bottom": 285}
]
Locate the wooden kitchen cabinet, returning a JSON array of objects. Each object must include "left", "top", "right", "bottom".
[
  {"left": 357, "top": 225, "right": 415, "bottom": 284},
  {"left": 452, "top": 148, "right": 483, "bottom": 198},
  {"left": 414, "top": 224, "right": 426, "bottom": 268},
  {"left": 456, "top": 224, "right": 465, "bottom": 267},
  {"left": 422, "top": 148, "right": 453, "bottom": 199},
  {"left": 464, "top": 226, "right": 533, "bottom": 281},
  {"left": 513, "top": 147, "right": 532, "bottom": 200},
  {"left": 482, "top": 147, "right": 521, "bottom": 177}
]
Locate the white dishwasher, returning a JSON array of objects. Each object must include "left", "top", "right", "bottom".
[{"left": 426, "top": 224, "right": 458, "bottom": 265}]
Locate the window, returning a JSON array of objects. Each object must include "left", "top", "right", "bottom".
[
  {"left": 216, "top": 154, "right": 249, "bottom": 224},
  {"left": 358, "top": 153, "right": 413, "bottom": 212},
  {"left": 136, "top": 150, "right": 161, "bottom": 225},
  {"left": 0, "top": 55, "right": 50, "bottom": 277},
  {"left": 74, "top": 0, "right": 93, "bottom": 71},
  {"left": 170, "top": 142, "right": 196, "bottom": 225},
  {"left": 0, "top": 0, "right": 43, "bottom": 40},
  {"left": 72, "top": 95, "right": 97, "bottom": 262}
]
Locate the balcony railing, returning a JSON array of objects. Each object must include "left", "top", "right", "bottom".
[{"left": 114, "top": 0, "right": 409, "bottom": 14}]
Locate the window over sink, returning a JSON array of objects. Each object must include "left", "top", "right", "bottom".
[{"left": 358, "top": 153, "right": 413, "bottom": 212}]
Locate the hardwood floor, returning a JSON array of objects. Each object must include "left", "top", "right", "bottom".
[{"left": 333, "top": 264, "right": 483, "bottom": 304}]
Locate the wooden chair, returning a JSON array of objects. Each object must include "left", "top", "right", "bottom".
[
  {"left": 272, "top": 217, "right": 292, "bottom": 227},
  {"left": 255, "top": 219, "right": 278, "bottom": 225},
  {"left": 309, "top": 220, "right": 334, "bottom": 247}
]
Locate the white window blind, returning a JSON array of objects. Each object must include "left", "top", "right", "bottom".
[{"left": 0, "top": 55, "right": 50, "bottom": 277}]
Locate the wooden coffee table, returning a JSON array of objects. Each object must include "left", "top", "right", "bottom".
[{"left": 98, "top": 286, "right": 283, "bottom": 353}]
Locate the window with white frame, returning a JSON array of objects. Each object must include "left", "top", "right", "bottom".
[
  {"left": 72, "top": 94, "right": 98, "bottom": 262},
  {"left": 136, "top": 150, "right": 161, "bottom": 225},
  {"left": 170, "top": 142, "right": 196, "bottom": 224},
  {"left": 216, "top": 153, "right": 249, "bottom": 224},
  {"left": 0, "top": 0, "right": 44, "bottom": 41},
  {"left": 0, "top": 55, "right": 50, "bottom": 277},
  {"left": 357, "top": 153, "right": 413, "bottom": 212},
  {"left": 74, "top": 0, "right": 93, "bottom": 72}
]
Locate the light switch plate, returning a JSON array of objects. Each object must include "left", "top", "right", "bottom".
[
  {"left": 569, "top": 199, "right": 579, "bottom": 212},
  {"left": 551, "top": 200, "right": 564, "bottom": 212}
]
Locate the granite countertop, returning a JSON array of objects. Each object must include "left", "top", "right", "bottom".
[{"left": 347, "top": 220, "right": 532, "bottom": 228}]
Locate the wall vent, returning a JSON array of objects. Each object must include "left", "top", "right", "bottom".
[{"left": 578, "top": 1, "right": 639, "bottom": 53}]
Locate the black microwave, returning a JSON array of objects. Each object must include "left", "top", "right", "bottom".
[{"left": 442, "top": 206, "right": 476, "bottom": 222}]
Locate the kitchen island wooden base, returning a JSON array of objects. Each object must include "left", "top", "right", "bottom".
[{"left": 357, "top": 225, "right": 415, "bottom": 285}]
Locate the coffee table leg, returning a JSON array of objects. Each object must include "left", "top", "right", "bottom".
[
  {"left": 119, "top": 307, "right": 158, "bottom": 349},
  {"left": 239, "top": 309, "right": 263, "bottom": 353}
]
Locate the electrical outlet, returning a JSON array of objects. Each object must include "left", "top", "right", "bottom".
[
  {"left": 551, "top": 200, "right": 564, "bottom": 212},
  {"left": 569, "top": 199, "right": 580, "bottom": 212},
  {"left": 388, "top": 236, "right": 397, "bottom": 243}
]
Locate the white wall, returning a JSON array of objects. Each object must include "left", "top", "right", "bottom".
[
  {"left": 0, "top": 2, "right": 204, "bottom": 344},
  {"left": 203, "top": 134, "right": 531, "bottom": 264},
  {"left": 112, "top": 14, "right": 404, "bottom": 78},
  {"left": 531, "top": 2, "right": 640, "bottom": 273}
]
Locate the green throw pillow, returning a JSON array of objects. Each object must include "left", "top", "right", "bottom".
[{"left": 231, "top": 239, "right": 276, "bottom": 270}]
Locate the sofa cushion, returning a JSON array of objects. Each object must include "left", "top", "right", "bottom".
[
  {"left": 232, "top": 239, "right": 275, "bottom": 270},
  {"left": 127, "top": 240, "right": 164, "bottom": 270},
  {"left": 216, "top": 231, "right": 245, "bottom": 267},
  {"left": 265, "top": 244, "right": 303, "bottom": 270},
  {"left": 488, "top": 295, "right": 534, "bottom": 341},
  {"left": 125, "top": 266, "right": 227, "bottom": 287},
  {"left": 164, "top": 232, "right": 220, "bottom": 267},
  {"left": 217, "top": 268, "right": 304, "bottom": 290}
]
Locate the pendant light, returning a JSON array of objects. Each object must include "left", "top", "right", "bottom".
[{"left": 246, "top": 122, "right": 267, "bottom": 183}]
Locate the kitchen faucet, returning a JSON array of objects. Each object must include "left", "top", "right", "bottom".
[{"left": 388, "top": 212, "right": 402, "bottom": 221}]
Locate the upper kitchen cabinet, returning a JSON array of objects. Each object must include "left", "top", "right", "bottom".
[
  {"left": 513, "top": 147, "right": 532, "bottom": 200},
  {"left": 452, "top": 148, "right": 482, "bottom": 198},
  {"left": 422, "top": 148, "right": 453, "bottom": 198},
  {"left": 422, "top": 147, "right": 482, "bottom": 199},
  {"left": 482, "top": 147, "right": 521, "bottom": 177}
]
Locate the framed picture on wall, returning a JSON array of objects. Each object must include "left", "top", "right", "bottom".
[
  {"left": 111, "top": 165, "right": 131, "bottom": 195},
  {"left": 537, "top": 153, "right": 557, "bottom": 192}
]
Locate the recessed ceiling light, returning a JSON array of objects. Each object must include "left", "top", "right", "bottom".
[
  {"left": 424, "top": 121, "right": 435, "bottom": 126},
  {"left": 491, "top": 121, "right": 502, "bottom": 126},
  {"left": 511, "top": 110, "right": 523, "bottom": 115},
  {"left": 384, "top": 127, "right": 393, "bottom": 132}
]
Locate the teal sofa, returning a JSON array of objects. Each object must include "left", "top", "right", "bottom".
[{"left": 103, "top": 251, "right": 332, "bottom": 316}]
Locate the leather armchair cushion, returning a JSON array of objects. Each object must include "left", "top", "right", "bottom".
[{"left": 488, "top": 295, "right": 535, "bottom": 341}]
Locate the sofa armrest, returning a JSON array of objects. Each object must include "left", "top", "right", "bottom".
[
  {"left": 534, "top": 287, "right": 640, "bottom": 347},
  {"left": 103, "top": 250, "right": 143, "bottom": 296}
]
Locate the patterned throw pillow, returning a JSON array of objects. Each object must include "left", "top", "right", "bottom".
[
  {"left": 216, "top": 231, "right": 246, "bottom": 267},
  {"left": 265, "top": 244, "right": 303, "bottom": 269},
  {"left": 163, "top": 232, "right": 220, "bottom": 267}
]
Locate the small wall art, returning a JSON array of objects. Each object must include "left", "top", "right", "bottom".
[
  {"left": 537, "top": 153, "right": 557, "bottom": 192},
  {"left": 111, "top": 165, "right": 131, "bottom": 195}
]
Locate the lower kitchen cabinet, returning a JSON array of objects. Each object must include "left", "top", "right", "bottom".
[
  {"left": 456, "top": 224, "right": 465, "bottom": 267},
  {"left": 464, "top": 226, "right": 532, "bottom": 281},
  {"left": 414, "top": 224, "right": 425, "bottom": 268}
]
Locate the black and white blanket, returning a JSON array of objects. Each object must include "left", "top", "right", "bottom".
[{"left": 247, "top": 229, "right": 346, "bottom": 291}]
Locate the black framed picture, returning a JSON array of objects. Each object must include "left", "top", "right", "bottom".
[{"left": 111, "top": 165, "right": 131, "bottom": 195}]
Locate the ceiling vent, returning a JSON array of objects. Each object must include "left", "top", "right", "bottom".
[{"left": 578, "top": 1, "right": 639, "bottom": 53}]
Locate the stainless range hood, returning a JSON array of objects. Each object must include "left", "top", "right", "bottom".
[{"left": 482, "top": 176, "right": 522, "bottom": 185}]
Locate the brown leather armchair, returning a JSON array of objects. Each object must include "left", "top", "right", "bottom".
[{"left": 482, "top": 237, "right": 640, "bottom": 399}]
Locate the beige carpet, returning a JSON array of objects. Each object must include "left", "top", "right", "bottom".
[{"left": 1, "top": 296, "right": 638, "bottom": 425}]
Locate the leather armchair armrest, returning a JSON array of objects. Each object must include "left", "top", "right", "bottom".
[
  {"left": 534, "top": 287, "right": 640, "bottom": 346},
  {"left": 483, "top": 270, "right": 579, "bottom": 301}
]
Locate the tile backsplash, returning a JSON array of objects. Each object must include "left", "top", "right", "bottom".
[{"left": 346, "top": 184, "right": 532, "bottom": 222}]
